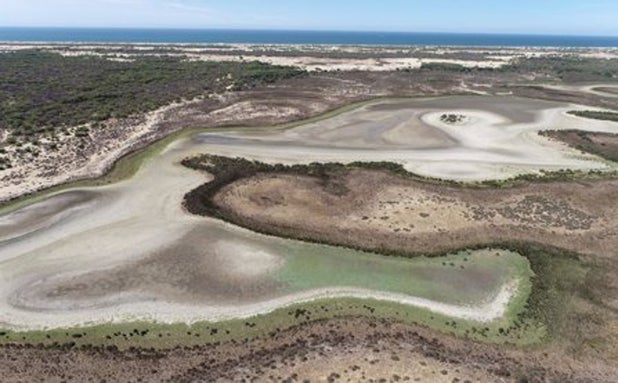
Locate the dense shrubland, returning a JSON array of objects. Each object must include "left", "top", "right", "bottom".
[
  {"left": 0, "top": 50, "right": 305, "bottom": 139},
  {"left": 417, "top": 55, "right": 618, "bottom": 82}
]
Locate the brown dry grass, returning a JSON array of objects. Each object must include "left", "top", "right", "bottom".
[
  {"left": 213, "top": 168, "right": 618, "bottom": 260},
  {"left": 541, "top": 130, "right": 618, "bottom": 162},
  {"left": 2, "top": 317, "right": 614, "bottom": 383}
]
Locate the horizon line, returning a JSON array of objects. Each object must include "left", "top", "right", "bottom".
[{"left": 1, "top": 26, "right": 617, "bottom": 39}]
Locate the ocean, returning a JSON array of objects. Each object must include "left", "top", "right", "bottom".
[{"left": 0, "top": 27, "right": 617, "bottom": 47}]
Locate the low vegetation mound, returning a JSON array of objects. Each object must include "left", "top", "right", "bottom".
[
  {"left": 439, "top": 113, "right": 466, "bottom": 124},
  {"left": 568, "top": 110, "right": 618, "bottom": 122},
  {"left": 181, "top": 155, "right": 615, "bottom": 258},
  {"left": 180, "top": 154, "right": 617, "bottom": 365},
  {"left": 540, "top": 129, "right": 618, "bottom": 162}
]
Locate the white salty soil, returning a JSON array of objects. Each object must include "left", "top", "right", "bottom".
[{"left": 195, "top": 96, "right": 618, "bottom": 181}]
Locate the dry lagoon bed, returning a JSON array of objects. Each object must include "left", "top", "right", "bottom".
[
  {"left": 195, "top": 96, "right": 618, "bottom": 181},
  {"left": 1, "top": 95, "right": 616, "bottom": 331},
  {"left": 0, "top": 122, "right": 529, "bottom": 331},
  {"left": 0, "top": 94, "right": 617, "bottom": 382}
]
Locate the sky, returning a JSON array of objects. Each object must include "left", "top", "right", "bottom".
[{"left": 0, "top": 0, "right": 617, "bottom": 36}]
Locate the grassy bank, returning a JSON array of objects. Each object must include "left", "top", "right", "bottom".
[
  {"left": 0, "top": 242, "right": 599, "bottom": 355},
  {"left": 181, "top": 155, "right": 616, "bottom": 221}
]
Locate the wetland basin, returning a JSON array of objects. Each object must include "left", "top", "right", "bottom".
[
  {"left": 0, "top": 135, "right": 527, "bottom": 328},
  {"left": 3, "top": 95, "right": 615, "bottom": 331}
]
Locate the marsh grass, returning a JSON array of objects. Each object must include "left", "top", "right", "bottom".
[{"left": 0, "top": 242, "right": 597, "bottom": 353}]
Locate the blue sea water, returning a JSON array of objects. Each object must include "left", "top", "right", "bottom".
[{"left": 0, "top": 27, "right": 617, "bottom": 47}]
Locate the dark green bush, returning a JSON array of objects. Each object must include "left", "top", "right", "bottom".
[{"left": 0, "top": 51, "right": 305, "bottom": 137}]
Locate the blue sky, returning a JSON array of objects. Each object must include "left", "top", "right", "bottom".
[{"left": 1, "top": 0, "right": 617, "bottom": 36}]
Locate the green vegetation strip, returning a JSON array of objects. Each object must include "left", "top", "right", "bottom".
[
  {"left": 568, "top": 110, "right": 618, "bottom": 122},
  {"left": 418, "top": 56, "right": 618, "bottom": 82},
  {"left": 275, "top": 248, "right": 521, "bottom": 305},
  {"left": 0, "top": 242, "right": 597, "bottom": 353}
]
